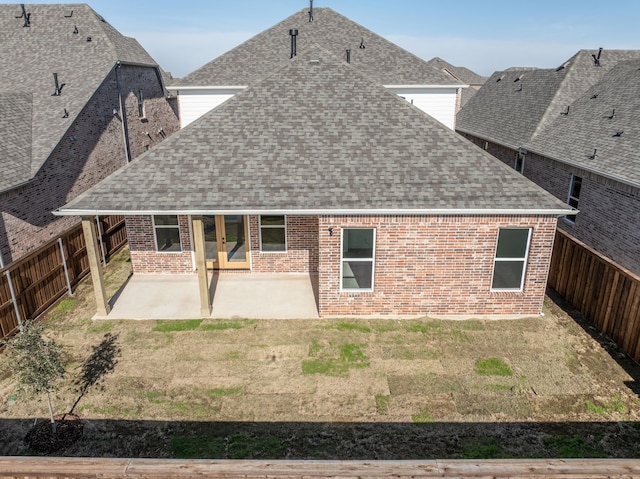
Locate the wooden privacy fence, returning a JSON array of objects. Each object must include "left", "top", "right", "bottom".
[
  {"left": 2, "top": 457, "right": 640, "bottom": 478},
  {"left": 548, "top": 229, "right": 640, "bottom": 363},
  {"left": 0, "top": 216, "right": 127, "bottom": 341}
]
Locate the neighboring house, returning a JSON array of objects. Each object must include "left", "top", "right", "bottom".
[
  {"left": 57, "top": 46, "right": 572, "bottom": 318},
  {"left": 426, "top": 57, "right": 486, "bottom": 109},
  {"left": 457, "top": 49, "right": 640, "bottom": 275},
  {"left": 0, "top": 3, "right": 180, "bottom": 265},
  {"left": 167, "top": 7, "right": 466, "bottom": 130}
]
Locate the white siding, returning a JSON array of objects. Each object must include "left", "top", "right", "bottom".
[
  {"left": 177, "top": 89, "right": 244, "bottom": 128},
  {"left": 385, "top": 87, "right": 458, "bottom": 129}
]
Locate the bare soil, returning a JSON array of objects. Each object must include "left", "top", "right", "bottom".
[{"left": 1, "top": 248, "right": 640, "bottom": 459}]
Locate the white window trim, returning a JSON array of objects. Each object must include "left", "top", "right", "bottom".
[
  {"left": 514, "top": 151, "right": 526, "bottom": 173},
  {"left": 564, "top": 174, "right": 581, "bottom": 224},
  {"left": 340, "top": 228, "right": 376, "bottom": 292},
  {"left": 153, "top": 215, "right": 182, "bottom": 253},
  {"left": 259, "top": 215, "right": 287, "bottom": 253},
  {"left": 490, "top": 227, "right": 532, "bottom": 292},
  {"left": 137, "top": 89, "right": 146, "bottom": 119}
]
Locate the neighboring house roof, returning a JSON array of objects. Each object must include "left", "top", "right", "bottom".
[
  {"left": 426, "top": 57, "right": 486, "bottom": 85},
  {"left": 173, "top": 7, "right": 461, "bottom": 88},
  {"left": 0, "top": 3, "right": 159, "bottom": 192},
  {"left": 58, "top": 46, "right": 570, "bottom": 217},
  {"left": 526, "top": 59, "right": 640, "bottom": 186},
  {"left": 457, "top": 49, "right": 640, "bottom": 151}
]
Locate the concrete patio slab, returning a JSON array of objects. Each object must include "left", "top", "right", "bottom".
[{"left": 95, "top": 273, "right": 319, "bottom": 320}]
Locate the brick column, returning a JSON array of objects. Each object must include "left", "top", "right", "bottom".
[{"left": 82, "top": 216, "right": 110, "bottom": 317}]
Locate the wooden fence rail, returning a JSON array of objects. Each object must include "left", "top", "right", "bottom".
[
  {"left": 0, "top": 216, "right": 127, "bottom": 341},
  {"left": 548, "top": 229, "right": 640, "bottom": 363},
  {"left": 1, "top": 457, "right": 640, "bottom": 478}
]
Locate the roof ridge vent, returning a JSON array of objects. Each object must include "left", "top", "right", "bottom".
[
  {"left": 592, "top": 47, "right": 603, "bottom": 66},
  {"left": 16, "top": 4, "right": 30, "bottom": 27},
  {"left": 308, "top": 0, "right": 313, "bottom": 22}
]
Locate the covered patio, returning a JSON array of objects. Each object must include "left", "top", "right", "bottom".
[{"left": 95, "top": 272, "right": 319, "bottom": 320}]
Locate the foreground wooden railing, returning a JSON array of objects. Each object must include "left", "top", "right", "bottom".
[{"left": 1, "top": 457, "right": 640, "bottom": 478}]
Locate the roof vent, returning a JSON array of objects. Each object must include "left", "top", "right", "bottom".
[
  {"left": 52, "top": 73, "right": 65, "bottom": 96},
  {"left": 359, "top": 38, "right": 366, "bottom": 49},
  {"left": 608, "top": 109, "right": 616, "bottom": 119},
  {"left": 289, "top": 29, "right": 298, "bottom": 58},
  {"left": 592, "top": 47, "right": 603, "bottom": 66},
  {"left": 86, "top": 36, "right": 92, "bottom": 42},
  {"left": 62, "top": 108, "right": 69, "bottom": 118},
  {"left": 514, "top": 74, "right": 524, "bottom": 82},
  {"left": 16, "top": 4, "right": 30, "bottom": 27},
  {"left": 613, "top": 131, "right": 623, "bottom": 137},
  {"left": 64, "top": 10, "right": 73, "bottom": 18},
  {"left": 560, "top": 106, "right": 570, "bottom": 115},
  {"left": 588, "top": 148, "right": 597, "bottom": 160},
  {"left": 591, "top": 94, "right": 599, "bottom": 99},
  {"left": 308, "top": 0, "right": 313, "bottom": 22},
  {"left": 496, "top": 74, "right": 505, "bottom": 82},
  {"left": 73, "top": 25, "right": 78, "bottom": 34},
  {"left": 346, "top": 49, "right": 351, "bottom": 64}
]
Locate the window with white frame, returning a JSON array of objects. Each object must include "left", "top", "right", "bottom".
[
  {"left": 137, "top": 89, "right": 146, "bottom": 118},
  {"left": 153, "top": 215, "right": 181, "bottom": 252},
  {"left": 341, "top": 228, "right": 375, "bottom": 291},
  {"left": 260, "top": 215, "right": 287, "bottom": 252},
  {"left": 514, "top": 151, "right": 525, "bottom": 173},
  {"left": 491, "top": 228, "right": 532, "bottom": 291},
  {"left": 565, "top": 174, "right": 582, "bottom": 223}
]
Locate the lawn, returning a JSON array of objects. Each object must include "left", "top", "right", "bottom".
[{"left": 1, "top": 248, "right": 640, "bottom": 459}]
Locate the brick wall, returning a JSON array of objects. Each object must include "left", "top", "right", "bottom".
[
  {"left": 126, "top": 215, "right": 194, "bottom": 274},
  {"left": 317, "top": 215, "right": 558, "bottom": 317},
  {"left": 460, "top": 133, "right": 640, "bottom": 275},
  {"left": 249, "top": 215, "right": 319, "bottom": 273},
  {"left": 0, "top": 65, "right": 179, "bottom": 264}
]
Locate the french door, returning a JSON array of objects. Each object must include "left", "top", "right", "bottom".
[{"left": 203, "top": 215, "right": 250, "bottom": 269}]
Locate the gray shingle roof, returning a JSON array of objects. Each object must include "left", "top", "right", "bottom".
[
  {"left": 0, "top": 92, "right": 32, "bottom": 191},
  {"left": 58, "top": 46, "right": 570, "bottom": 216},
  {"left": 426, "top": 57, "right": 486, "bottom": 85},
  {"left": 0, "top": 3, "right": 158, "bottom": 191},
  {"left": 457, "top": 49, "right": 640, "bottom": 151},
  {"left": 526, "top": 59, "right": 640, "bottom": 186},
  {"left": 174, "top": 8, "right": 460, "bottom": 88}
]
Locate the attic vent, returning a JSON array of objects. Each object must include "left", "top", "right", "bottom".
[
  {"left": 289, "top": 29, "right": 298, "bottom": 58},
  {"left": 52, "top": 73, "right": 65, "bottom": 96},
  {"left": 496, "top": 74, "right": 505, "bottom": 82},
  {"left": 309, "top": 56, "right": 320, "bottom": 64},
  {"left": 592, "top": 47, "right": 603, "bottom": 66},
  {"left": 308, "top": 0, "right": 313, "bottom": 22},
  {"left": 588, "top": 148, "right": 597, "bottom": 159},
  {"left": 591, "top": 94, "right": 599, "bottom": 99},
  {"left": 560, "top": 106, "right": 570, "bottom": 115},
  {"left": 73, "top": 25, "right": 78, "bottom": 34},
  {"left": 608, "top": 109, "right": 616, "bottom": 119},
  {"left": 16, "top": 4, "right": 30, "bottom": 27},
  {"left": 515, "top": 83, "right": 523, "bottom": 92},
  {"left": 64, "top": 10, "right": 73, "bottom": 18},
  {"left": 613, "top": 131, "right": 623, "bottom": 137},
  {"left": 513, "top": 74, "right": 524, "bottom": 82},
  {"left": 86, "top": 36, "right": 92, "bottom": 42},
  {"left": 62, "top": 108, "right": 69, "bottom": 118},
  {"left": 556, "top": 61, "right": 570, "bottom": 71},
  {"left": 359, "top": 38, "right": 366, "bottom": 49}
]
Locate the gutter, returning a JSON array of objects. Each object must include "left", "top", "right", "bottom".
[
  {"left": 384, "top": 84, "right": 468, "bottom": 89},
  {"left": 165, "top": 85, "right": 248, "bottom": 91}
]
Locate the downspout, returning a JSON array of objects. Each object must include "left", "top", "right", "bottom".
[{"left": 115, "top": 62, "right": 132, "bottom": 164}]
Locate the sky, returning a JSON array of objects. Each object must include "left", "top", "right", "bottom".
[{"left": 20, "top": 0, "right": 640, "bottom": 78}]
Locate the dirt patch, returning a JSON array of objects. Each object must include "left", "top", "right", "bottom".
[{"left": 1, "top": 248, "right": 640, "bottom": 458}]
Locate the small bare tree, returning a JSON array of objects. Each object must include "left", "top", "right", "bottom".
[
  {"left": 68, "top": 332, "right": 121, "bottom": 416},
  {"left": 5, "top": 321, "right": 65, "bottom": 433}
]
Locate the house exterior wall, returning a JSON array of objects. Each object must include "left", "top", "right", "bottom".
[
  {"left": 317, "top": 214, "right": 557, "bottom": 317},
  {"left": 459, "top": 133, "right": 640, "bottom": 275},
  {"left": 249, "top": 215, "right": 319, "bottom": 273},
  {"left": 126, "top": 215, "right": 194, "bottom": 274},
  {"left": 0, "top": 65, "right": 180, "bottom": 264}
]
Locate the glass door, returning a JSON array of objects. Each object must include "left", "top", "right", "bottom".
[{"left": 203, "top": 215, "right": 250, "bottom": 269}]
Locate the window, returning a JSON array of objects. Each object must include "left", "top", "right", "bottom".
[
  {"left": 341, "top": 228, "right": 375, "bottom": 291},
  {"left": 565, "top": 174, "right": 582, "bottom": 223},
  {"left": 153, "top": 215, "right": 181, "bottom": 252},
  {"left": 260, "top": 215, "right": 286, "bottom": 252},
  {"left": 514, "top": 151, "right": 525, "bottom": 173},
  {"left": 137, "top": 89, "right": 145, "bottom": 118},
  {"left": 482, "top": 140, "right": 489, "bottom": 150},
  {"left": 491, "top": 228, "right": 532, "bottom": 291}
]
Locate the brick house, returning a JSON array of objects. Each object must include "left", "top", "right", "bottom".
[
  {"left": 167, "top": 7, "right": 467, "bottom": 130},
  {"left": 0, "top": 4, "right": 180, "bottom": 265},
  {"left": 456, "top": 49, "right": 640, "bottom": 275},
  {"left": 57, "top": 46, "right": 571, "bottom": 318}
]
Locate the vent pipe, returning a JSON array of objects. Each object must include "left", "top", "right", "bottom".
[
  {"left": 16, "top": 4, "right": 30, "bottom": 27},
  {"left": 346, "top": 49, "right": 351, "bottom": 64},
  {"left": 592, "top": 47, "right": 603, "bottom": 66},
  {"left": 309, "top": 0, "right": 313, "bottom": 22},
  {"left": 289, "top": 29, "right": 298, "bottom": 58},
  {"left": 52, "top": 73, "right": 64, "bottom": 96}
]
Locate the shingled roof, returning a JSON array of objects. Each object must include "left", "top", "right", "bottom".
[
  {"left": 0, "top": 3, "right": 159, "bottom": 192},
  {"left": 174, "top": 7, "right": 460, "bottom": 88},
  {"left": 58, "top": 46, "right": 570, "bottom": 217},
  {"left": 426, "top": 57, "right": 486, "bottom": 85},
  {"left": 457, "top": 49, "right": 640, "bottom": 151},
  {"left": 526, "top": 59, "right": 640, "bottom": 186}
]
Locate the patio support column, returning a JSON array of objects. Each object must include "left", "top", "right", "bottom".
[
  {"left": 81, "top": 216, "right": 110, "bottom": 316},
  {"left": 192, "top": 216, "right": 211, "bottom": 316}
]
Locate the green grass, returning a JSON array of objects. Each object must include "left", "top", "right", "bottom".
[
  {"left": 207, "top": 387, "right": 243, "bottom": 397},
  {"left": 474, "top": 357, "right": 513, "bottom": 377},
  {"left": 411, "top": 407, "right": 435, "bottom": 423},
  {"left": 462, "top": 439, "right": 509, "bottom": 459},
  {"left": 585, "top": 394, "right": 628, "bottom": 414},
  {"left": 88, "top": 321, "right": 114, "bottom": 334},
  {"left": 308, "top": 341, "right": 322, "bottom": 357},
  {"left": 200, "top": 319, "right": 256, "bottom": 331},
  {"left": 407, "top": 321, "right": 442, "bottom": 334},
  {"left": 301, "top": 343, "right": 370, "bottom": 376},
  {"left": 153, "top": 319, "right": 203, "bottom": 332},
  {"left": 329, "top": 322, "right": 372, "bottom": 333},
  {"left": 171, "top": 434, "right": 286, "bottom": 459},
  {"left": 375, "top": 394, "right": 390, "bottom": 414},
  {"left": 543, "top": 435, "right": 607, "bottom": 458}
]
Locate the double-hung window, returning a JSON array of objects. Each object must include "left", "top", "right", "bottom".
[
  {"left": 341, "top": 228, "right": 375, "bottom": 291},
  {"left": 260, "top": 215, "right": 287, "bottom": 252},
  {"left": 565, "top": 174, "right": 582, "bottom": 223},
  {"left": 153, "top": 215, "right": 181, "bottom": 252},
  {"left": 514, "top": 150, "right": 526, "bottom": 173},
  {"left": 491, "top": 228, "right": 532, "bottom": 291}
]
